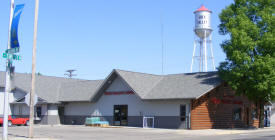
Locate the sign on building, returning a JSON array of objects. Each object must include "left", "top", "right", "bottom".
[{"left": 24, "top": 93, "right": 38, "bottom": 107}]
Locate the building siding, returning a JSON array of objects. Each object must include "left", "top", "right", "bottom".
[
  {"left": 106, "top": 76, "right": 131, "bottom": 92},
  {"left": 46, "top": 104, "right": 60, "bottom": 124},
  {"left": 64, "top": 95, "right": 190, "bottom": 127},
  {"left": 0, "top": 92, "right": 15, "bottom": 115},
  {"left": 0, "top": 89, "right": 28, "bottom": 116},
  {"left": 191, "top": 84, "right": 260, "bottom": 130}
]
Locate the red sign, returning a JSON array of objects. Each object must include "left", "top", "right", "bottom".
[
  {"left": 104, "top": 91, "right": 134, "bottom": 95},
  {"left": 211, "top": 98, "right": 221, "bottom": 104},
  {"left": 221, "top": 99, "right": 231, "bottom": 104},
  {"left": 233, "top": 101, "right": 243, "bottom": 105},
  {"left": 211, "top": 98, "right": 243, "bottom": 105}
]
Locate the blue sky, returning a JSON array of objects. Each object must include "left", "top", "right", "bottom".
[{"left": 0, "top": 0, "right": 233, "bottom": 80}]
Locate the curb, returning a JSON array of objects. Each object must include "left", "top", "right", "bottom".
[{"left": 8, "top": 138, "right": 59, "bottom": 140}]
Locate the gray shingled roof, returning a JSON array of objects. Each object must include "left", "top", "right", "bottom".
[
  {"left": 144, "top": 72, "right": 221, "bottom": 99},
  {"left": 93, "top": 69, "right": 222, "bottom": 101},
  {"left": 1, "top": 69, "right": 222, "bottom": 103},
  {"left": 0, "top": 72, "right": 103, "bottom": 103},
  {"left": 58, "top": 80, "right": 103, "bottom": 102},
  {"left": 115, "top": 70, "right": 163, "bottom": 98}
]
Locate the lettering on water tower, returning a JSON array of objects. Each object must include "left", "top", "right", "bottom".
[
  {"left": 198, "top": 15, "right": 207, "bottom": 24},
  {"left": 195, "top": 13, "right": 211, "bottom": 29}
]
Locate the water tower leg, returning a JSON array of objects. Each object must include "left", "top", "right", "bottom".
[
  {"left": 209, "top": 35, "right": 216, "bottom": 71},
  {"left": 191, "top": 39, "right": 197, "bottom": 73},
  {"left": 204, "top": 31, "right": 208, "bottom": 72},
  {"left": 200, "top": 39, "right": 204, "bottom": 72}
]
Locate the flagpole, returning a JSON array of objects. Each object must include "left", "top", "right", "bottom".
[
  {"left": 2, "top": 0, "right": 14, "bottom": 139},
  {"left": 29, "top": 0, "right": 39, "bottom": 138}
]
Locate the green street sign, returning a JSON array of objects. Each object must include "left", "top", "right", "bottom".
[
  {"left": 5, "top": 48, "right": 19, "bottom": 54},
  {"left": 2, "top": 52, "right": 21, "bottom": 60}
]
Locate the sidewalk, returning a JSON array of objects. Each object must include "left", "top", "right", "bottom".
[
  {"left": 114, "top": 125, "right": 275, "bottom": 136},
  {"left": 8, "top": 138, "right": 58, "bottom": 140},
  {"left": 6, "top": 134, "right": 59, "bottom": 140},
  {"left": 174, "top": 125, "right": 275, "bottom": 136}
]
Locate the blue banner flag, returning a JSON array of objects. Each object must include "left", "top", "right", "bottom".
[{"left": 10, "top": 4, "right": 25, "bottom": 52}]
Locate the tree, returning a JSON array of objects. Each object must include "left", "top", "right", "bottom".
[{"left": 218, "top": 0, "right": 275, "bottom": 127}]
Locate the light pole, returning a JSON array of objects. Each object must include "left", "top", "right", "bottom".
[{"left": 2, "top": 0, "right": 14, "bottom": 139}]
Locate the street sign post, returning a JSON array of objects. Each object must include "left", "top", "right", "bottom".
[
  {"left": 3, "top": 1, "right": 14, "bottom": 139},
  {"left": 2, "top": 2, "right": 24, "bottom": 140}
]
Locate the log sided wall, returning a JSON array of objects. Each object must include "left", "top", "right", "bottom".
[{"left": 191, "top": 83, "right": 260, "bottom": 130}]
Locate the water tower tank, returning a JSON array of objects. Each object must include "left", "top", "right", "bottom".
[{"left": 194, "top": 5, "right": 212, "bottom": 38}]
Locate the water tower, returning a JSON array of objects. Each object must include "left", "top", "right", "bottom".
[{"left": 190, "top": 5, "right": 215, "bottom": 72}]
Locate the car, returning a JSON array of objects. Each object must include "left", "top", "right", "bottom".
[{"left": 0, "top": 115, "right": 29, "bottom": 126}]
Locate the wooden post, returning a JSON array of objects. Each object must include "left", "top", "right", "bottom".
[{"left": 29, "top": 0, "right": 39, "bottom": 138}]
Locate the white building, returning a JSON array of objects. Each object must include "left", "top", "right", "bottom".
[
  {"left": 0, "top": 72, "right": 102, "bottom": 125},
  {"left": 271, "top": 104, "right": 275, "bottom": 125}
]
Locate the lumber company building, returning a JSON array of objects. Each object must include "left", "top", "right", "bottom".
[{"left": 1, "top": 69, "right": 273, "bottom": 129}]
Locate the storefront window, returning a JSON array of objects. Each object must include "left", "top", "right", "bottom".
[{"left": 233, "top": 108, "right": 242, "bottom": 121}]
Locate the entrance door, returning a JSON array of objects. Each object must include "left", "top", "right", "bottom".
[
  {"left": 113, "top": 105, "right": 128, "bottom": 126},
  {"left": 180, "top": 105, "right": 188, "bottom": 129},
  {"left": 58, "top": 106, "right": 65, "bottom": 124}
]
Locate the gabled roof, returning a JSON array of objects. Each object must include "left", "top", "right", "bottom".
[
  {"left": 92, "top": 69, "right": 222, "bottom": 101},
  {"left": 0, "top": 71, "right": 103, "bottom": 103},
  {"left": 1, "top": 69, "right": 222, "bottom": 103},
  {"left": 115, "top": 69, "right": 163, "bottom": 98},
  {"left": 11, "top": 95, "right": 47, "bottom": 104}
]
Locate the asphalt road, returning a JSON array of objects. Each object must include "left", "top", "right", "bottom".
[{"left": 0, "top": 125, "right": 274, "bottom": 140}]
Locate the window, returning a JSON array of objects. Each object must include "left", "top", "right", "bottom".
[
  {"left": 180, "top": 105, "right": 186, "bottom": 121},
  {"left": 19, "top": 106, "right": 22, "bottom": 115},
  {"left": 252, "top": 108, "right": 258, "bottom": 120},
  {"left": 36, "top": 106, "right": 42, "bottom": 118},
  {"left": 11, "top": 105, "right": 14, "bottom": 115},
  {"left": 233, "top": 108, "right": 242, "bottom": 121}
]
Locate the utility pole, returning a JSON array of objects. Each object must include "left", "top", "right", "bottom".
[
  {"left": 2, "top": 0, "right": 14, "bottom": 140},
  {"left": 161, "top": 15, "right": 164, "bottom": 75},
  {"left": 29, "top": 0, "right": 39, "bottom": 138}
]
